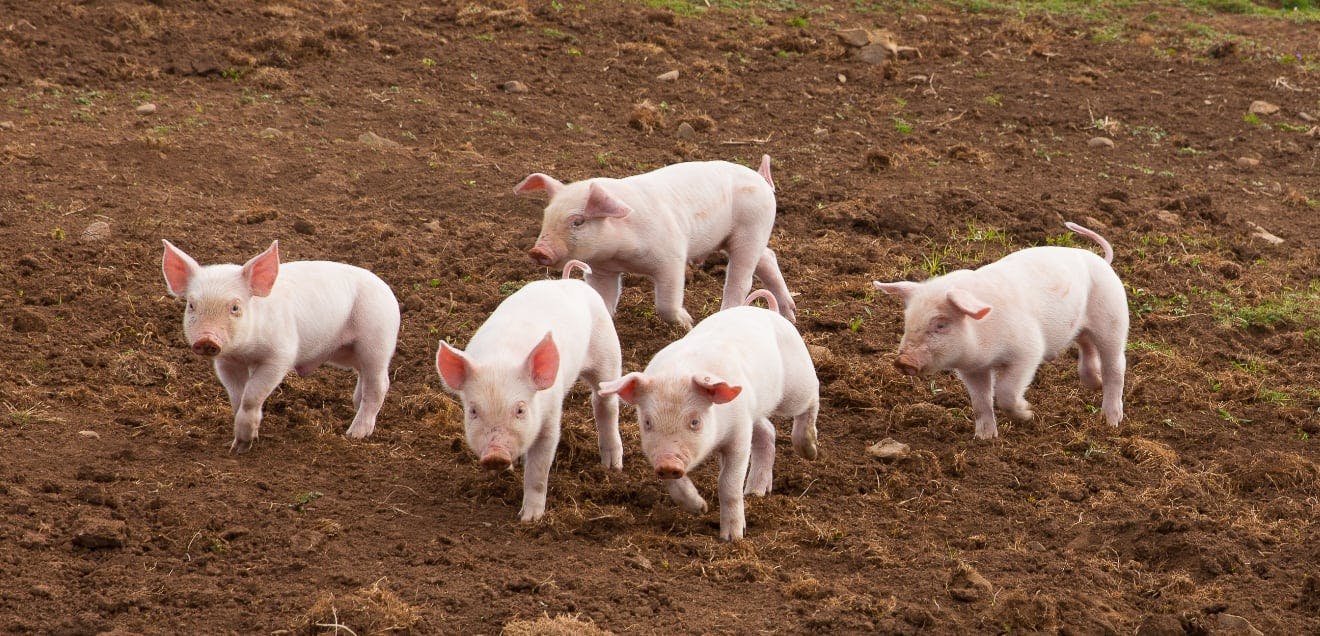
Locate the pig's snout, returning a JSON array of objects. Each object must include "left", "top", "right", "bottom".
[
  {"left": 191, "top": 337, "right": 222, "bottom": 357},
  {"left": 480, "top": 447, "right": 513, "bottom": 471},
  {"left": 528, "top": 245, "right": 555, "bottom": 267},
  {"left": 894, "top": 354, "right": 921, "bottom": 376},
  {"left": 654, "top": 455, "right": 687, "bottom": 480}
]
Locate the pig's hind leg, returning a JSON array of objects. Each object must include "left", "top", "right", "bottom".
[
  {"left": 790, "top": 396, "right": 819, "bottom": 460},
  {"left": 582, "top": 331, "right": 624, "bottom": 470},
  {"left": 718, "top": 243, "right": 761, "bottom": 313},
  {"left": 340, "top": 346, "right": 389, "bottom": 440},
  {"left": 1092, "top": 331, "right": 1126, "bottom": 427},
  {"left": 745, "top": 418, "right": 776, "bottom": 496},
  {"left": 754, "top": 248, "right": 797, "bottom": 322},
  {"left": 1074, "top": 332, "right": 1104, "bottom": 390}
]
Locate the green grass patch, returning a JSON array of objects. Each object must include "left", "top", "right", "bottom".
[{"left": 1212, "top": 282, "right": 1320, "bottom": 329}]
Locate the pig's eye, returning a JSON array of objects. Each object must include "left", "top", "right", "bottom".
[
  {"left": 932, "top": 319, "right": 949, "bottom": 333},
  {"left": 230, "top": 303, "right": 242, "bottom": 315},
  {"left": 186, "top": 302, "right": 195, "bottom": 312},
  {"left": 515, "top": 402, "right": 526, "bottom": 417},
  {"left": 642, "top": 419, "right": 653, "bottom": 432},
  {"left": 688, "top": 418, "right": 701, "bottom": 431},
  {"left": 569, "top": 216, "right": 586, "bottom": 228},
  {"left": 468, "top": 406, "right": 478, "bottom": 418}
]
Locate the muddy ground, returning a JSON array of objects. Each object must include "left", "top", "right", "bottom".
[{"left": 1, "top": 0, "right": 1318, "bottom": 633}]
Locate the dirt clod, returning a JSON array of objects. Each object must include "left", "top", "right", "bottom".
[{"left": 71, "top": 517, "right": 127, "bottom": 549}]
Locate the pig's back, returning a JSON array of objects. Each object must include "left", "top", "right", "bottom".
[
  {"left": 467, "top": 280, "right": 601, "bottom": 369},
  {"left": 273, "top": 261, "right": 399, "bottom": 343}
]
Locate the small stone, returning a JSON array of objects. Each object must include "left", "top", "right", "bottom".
[
  {"left": 906, "top": 74, "right": 928, "bottom": 84},
  {"left": 12, "top": 310, "right": 46, "bottom": 333},
  {"left": 259, "top": 127, "right": 282, "bottom": 138},
  {"left": 1235, "top": 156, "right": 1259, "bottom": 168},
  {"left": 358, "top": 131, "right": 401, "bottom": 148},
  {"left": 676, "top": 122, "right": 696, "bottom": 140},
  {"left": 656, "top": 70, "right": 679, "bottom": 82},
  {"left": 1154, "top": 210, "right": 1181, "bottom": 225},
  {"left": 1083, "top": 216, "right": 1106, "bottom": 230},
  {"left": 1216, "top": 613, "right": 1263, "bottom": 636},
  {"left": 0, "top": 120, "right": 14, "bottom": 130},
  {"left": 806, "top": 344, "right": 833, "bottom": 366},
  {"left": 1027, "top": 541, "right": 1046, "bottom": 552},
  {"left": 501, "top": 80, "right": 529, "bottom": 93},
  {"left": 71, "top": 517, "right": 127, "bottom": 550},
  {"left": 1246, "top": 221, "right": 1283, "bottom": 245},
  {"left": 837, "top": 73, "right": 847, "bottom": 84},
  {"left": 947, "top": 562, "right": 993, "bottom": 602},
  {"left": 835, "top": 28, "right": 872, "bottom": 48},
  {"left": 423, "top": 220, "right": 443, "bottom": 233},
  {"left": 1300, "top": 111, "right": 1315, "bottom": 123},
  {"left": 29, "top": 584, "right": 54, "bottom": 599},
  {"left": 867, "top": 438, "right": 910, "bottom": 462},
  {"left": 79, "top": 220, "right": 111, "bottom": 243},
  {"left": 1088, "top": 136, "right": 1115, "bottom": 149},
  {"left": 135, "top": 103, "right": 157, "bottom": 115},
  {"left": 78, "top": 430, "right": 100, "bottom": 439},
  {"left": 292, "top": 219, "right": 315, "bottom": 235},
  {"left": 1248, "top": 100, "right": 1279, "bottom": 116},
  {"left": 855, "top": 44, "right": 892, "bottom": 65},
  {"left": 911, "top": 13, "right": 929, "bottom": 23}
]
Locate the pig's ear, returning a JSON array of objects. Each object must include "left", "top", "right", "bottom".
[
  {"left": 946, "top": 289, "right": 992, "bottom": 320},
  {"left": 692, "top": 375, "right": 742, "bottom": 405},
  {"left": 525, "top": 332, "right": 560, "bottom": 391},
  {"left": 242, "top": 240, "right": 280, "bottom": 297},
  {"left": 583, "top": 183, "right": 632, "bottom": 219},
  {"left": 514, "top": 173, "right": 564, "bottom": 197},
  {"left": 161, "top": 240, "right": 201, "bottom": 297},
  {"left": 435, "top": 341, "right": 470, "bottom": 391},
  {"left": 872, "top": 281, "right": 918, "bottom": 300},
  {"left": 598, "top": 372, "right": 647, "bottom": 405}
]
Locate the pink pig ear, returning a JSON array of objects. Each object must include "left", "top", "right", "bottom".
[
  {"left": 872, "top": 281, "right": 919, "bottom": 300},
  {"left": 514, "top": 173, "right": 565, "bottom": 197},
  {"left": 598, "top": 372, "right": 647, "bottom": 405},
  {"left": 436, "top": 341, "right": 470, "bottom": 391},
  {"left": 241, "top": 240, "right": 280, "bottom": 297},
  {"left": 525, "top": 332, "right": 559, "bottom": 391},
  {"left": 583, "top": 183, "right": 632, "bottom": 219},
  {"left": 692, "top": 375, "right": 742, "bottom": 404},
  {"left": 161, "top": 239, "right": 201, "bottom": 297},
  {"left": 946, "top": 289, "right": 992, "bottom": 320}
]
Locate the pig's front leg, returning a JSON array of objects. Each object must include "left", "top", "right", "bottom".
[
  {"left": 956, "top": 368, "right": 999, "bottom": 440},
  {"left": 231, "top": 362, "right": 290, "bottom": 454},
  {"left": 519, "top": 410, "right": 562, "bottom": 522},
  {"left": 652, "top": 264, "right": 694, "bottom": 330},
  {"left": 993, "top": 361, "right": 1037, "bottom": 424},
  {"left": 744, "top": 418, "right": 776, "bottom": 496},
  {"left": 214, "top": 358, "right": 249, "bottom": 410},
  {"left": 717, "top": 444, "right": 751, "bottom": 541},
  {"left": 666, "top": 476, "right": 708, "bottom": 514},
  {"left": 584, "top": 269, "right": 622, "bottom": 316}
]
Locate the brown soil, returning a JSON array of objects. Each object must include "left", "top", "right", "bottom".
[{"left": 2, "top": 1, "right": 1318, "bottom": 633}]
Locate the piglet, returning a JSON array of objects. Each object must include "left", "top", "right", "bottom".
[
  {"left": 435, "top": 260, "right": 623, "bottom": 522},
  {"left": 515, "top": 155, "right": 796, "bottom": 329},
  {"left": 161, "top": 240, "right": 400, "bottom": 453},
  {"left": 599, "top": 289, "right": 820, "bottom": 541},
  {"left": 873, "top": 222, "right": 1128, "bottom": 440}
]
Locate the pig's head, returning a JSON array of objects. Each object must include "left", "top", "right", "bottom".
[
  {"left": 162, "top": 240, "right": 280, "bottom": 357},
  {"left": 872, "top": 280, "right": 992, "bottom": 376},
  {"left": 599, "top": 372, "right": 741, "bottom": 479},
  {"left": 514, "top": 174, "right": 632, "bottom": 268},
  {"left": 435, "top": 332, "right": 560, "bottom": 471}
]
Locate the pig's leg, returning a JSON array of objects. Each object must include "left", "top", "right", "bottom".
[
  {"left": 653, "top": 264, "right": 694, "bottom": 329},
  {"left": 666, "top": 477, "right": 708, "bottom": 514},
  {"left": 745, "top": 418, "right": 776, "bottom": 496},
  {"left": 791, "top": 396, "right": 820, "bottom": 460},
  {"left": 993, "top": 362, "right": 1037, "bottom": 424},
  {"left": 1075, "top": 333, "right": 1103, "bottom": 390},
  {"left": 519, "top": 411, "right": 562, "bottom": 522},
  {"left": 214, "top": 358, "right": 249, "bottom": 410},
  {"left": 584, "top": 269, "right": 622, "bottom": 316},
  {"left": 1095, "top": 335, "right": 1126, "bottom": 427},
  {"left": 231, "top": 362, "right": 289, "bottom": 454},
  {"left": 346, "top": 364, "right": 388, "bottom": 439},
  {"left": 956, "top": 368, "right": 999, "bottom": 440},
  {"left": 718, "top": 244, "right": 760, "bottom": 312},
  {"left": 717, "top": 446, "right": 751, "bottom": 541},
  {"left": 583, "top": 335, "right": 623, "bottom": 469},
  {"left": 754, "top": 248, "right": 797, "bottom": 322}
]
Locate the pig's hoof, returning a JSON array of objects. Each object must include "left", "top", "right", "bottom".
[
  {"left": 793, "top": 439, "right": 818, "bottom": 461},
  {"left": 719, "top": 527, "right": 745, "bottom": 542},
  {"left": 345, "top": 423, "right": 375, "bottom": 439},
  {"left": 518, "top": 508, "right": 546, "bottom": 523},
  {"left": 230, "top": 438, "right": 254, "bottom": 454},
  {"left": 680, "top": 499, "right": 709, "bottom": 515},
  {"left": 1009, "top": 408, "right": 1034, "bottom": 423},
  {"left": 973, "top": 423, "right": 999, "bottom": 440}
]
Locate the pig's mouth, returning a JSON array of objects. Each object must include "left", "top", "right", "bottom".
[{"left": 893, "top": 354, "right": 923, "bottom": 377}]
